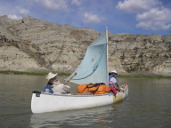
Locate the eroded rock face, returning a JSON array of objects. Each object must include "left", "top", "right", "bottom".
[{"left": 0, "top": 15, "right": 170, "bottom": 76}]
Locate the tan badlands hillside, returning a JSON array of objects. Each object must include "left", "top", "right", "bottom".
[{"left": 0, "top": 15, "right": 171, "bottom": 76}]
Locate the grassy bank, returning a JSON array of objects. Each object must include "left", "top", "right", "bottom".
[
  {"left": 0, "top": 70, "right": 170, "bottom": 79},
  {"left": 0, "top": 70, "right": 70, "bottom": 76},
  {"left": 118, "top": 75, "right": 171, "bottom": 79}
]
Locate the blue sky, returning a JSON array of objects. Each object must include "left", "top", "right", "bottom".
[{"left": 0, "top": 0, "right": 171, "bottom": 35}]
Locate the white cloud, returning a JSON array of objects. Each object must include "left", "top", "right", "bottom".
[
  {"left": 34, "top": 0, "right": 68, "bottom": 11},
  {"left": 7, "top": 8, "right": 29, "bottom": 20},
  {"left": 136, "top": 8, "right": 171, "bottom": 30},
  {"left": 83, "top": 12, "right": 102, "bottom": 23},
  {"left": 116, "top": 0, "right": 171, "bottom": 30},
  {"left": 7, "top": 15, "right": 22, "bottom": 20},
  {"left": 71, "top": 0, "right": 82, "bottom": 6},
  {"left": 0, "top": 3, "right": 29, "bottom": 20},
  {"left": 116, "top": 0, "right": 161, "bottom": 13},
  {"left": 19, "top": 8, "right": 29, "bottom": 15}
]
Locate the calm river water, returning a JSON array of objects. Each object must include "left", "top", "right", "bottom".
[{"left": 0, "top": 74, "right": 171, "bottom": 128}]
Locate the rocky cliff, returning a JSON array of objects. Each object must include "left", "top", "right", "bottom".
[{"left": 0, "top": 15, "right": 171, "bottom": 76}]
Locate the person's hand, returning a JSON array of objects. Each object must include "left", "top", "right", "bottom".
[{"left": 120, "top": 88, "right": 124, "bottom": 92}]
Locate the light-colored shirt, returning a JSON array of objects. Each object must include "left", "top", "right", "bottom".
[
  {"left": 52, "top": 83, "right": 71, "bottom": 94},
  {"left": 109, "top": 77, "right": 118, "bottom": 88}
]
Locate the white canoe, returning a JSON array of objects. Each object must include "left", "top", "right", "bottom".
[{"left": 31, "top": 85, "right": 128, "bottom": 113}]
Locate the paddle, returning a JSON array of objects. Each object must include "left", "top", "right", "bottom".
[
  {"left": 121, "top": 80, "right": 128, "bottom": 89},
  {"left": 64, "top": 72, "right": 77, "bottom": 85},
  {"left": 124, "top": 80, "right": 128, "bottom": 85}
]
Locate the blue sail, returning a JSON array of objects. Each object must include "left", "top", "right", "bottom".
[{"left": 67, "top": 31, "right": 108, "bottom": 85}]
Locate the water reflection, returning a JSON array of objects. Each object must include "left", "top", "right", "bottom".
[{"left": 30, "top": 105, "right": 117, "bottom": 128}]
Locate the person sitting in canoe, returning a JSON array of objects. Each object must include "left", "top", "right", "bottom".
[
  {"left": 109, "top": 69, "right": 124, "bottom": 94},
  {"left": 44, "top": 72, "right": 71, "bottom": 94}
]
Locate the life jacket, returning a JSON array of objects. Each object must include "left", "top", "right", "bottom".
[
  {"left": 44, "top": 85, "right": 53, "bottom": 93},
  {"left": 77, "top": 83, "right": 110, "bottom": 95}
]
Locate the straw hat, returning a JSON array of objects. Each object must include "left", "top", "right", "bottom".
[
  {"left": 46, "top": 72, "right": 58, "bottom": 80},
  {"left": 110, "top": 69, "right": 118, "bottom": 74}
]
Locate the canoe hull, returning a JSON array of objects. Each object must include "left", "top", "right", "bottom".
[{"left": 31, "top": 85, "right": 128, "bottom": 113}]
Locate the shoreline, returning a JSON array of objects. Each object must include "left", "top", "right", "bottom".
[
  {"left": 0, "top": 70, "right": 70, "bottom": 76},
  {"left": 119, "top": 75, "right": 171, "bottom": 79},
  {"left": 0, "top": 70, "right": 171, "bottom": 79}
]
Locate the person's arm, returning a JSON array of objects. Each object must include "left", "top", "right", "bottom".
[
  {"left": 113, "top": 83, "right": 124, "bottom": 92},
  {"left": 63, "top": 85, "right": 71, "bottom": 93}
]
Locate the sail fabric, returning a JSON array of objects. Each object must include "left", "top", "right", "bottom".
[{"left": 67, "top": 32, "right": 108, "bottom": 85}]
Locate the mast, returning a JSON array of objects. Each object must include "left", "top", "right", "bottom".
[{"left": 106, "top": 27, "right": 109, "bottom": 85}]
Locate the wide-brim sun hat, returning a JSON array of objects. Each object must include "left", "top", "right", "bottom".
[
  {"left": 110, "top": 69, "right": 118, "bottom": 74},
  {"left": 46, "top": 72, "right": 58, "bottom": 81}
]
